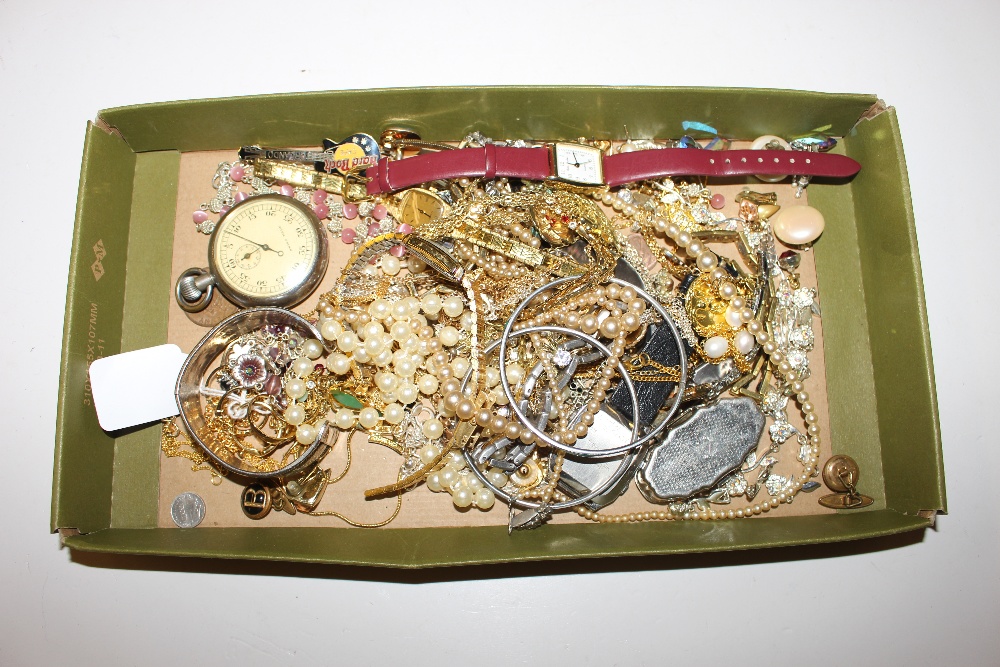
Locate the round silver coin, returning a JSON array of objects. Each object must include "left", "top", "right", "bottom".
[{"left": 170, "top": 492, "right": 206, "bottom": 528}]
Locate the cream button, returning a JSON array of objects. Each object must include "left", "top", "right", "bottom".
[
  {"left": 771, "top": 205, "right": 826, "bottom": 245},
  {"left": 751, "top": 135, "right": 790, "bottom": 183},
  {"left": 751, "top": 135, "right": 790, "bottom": 151}
]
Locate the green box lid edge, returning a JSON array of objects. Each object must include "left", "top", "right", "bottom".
[
  {"left": 848, "top": 110, "right": 946, "bottom": 516},
  {"left": 96, "top": 86, "right": 880, "bottom": 154},
  {"left": 52, "top": 122, "right": 136, "bottom": 534},
  {"left": 62, "top": 511, "right": 930, "bottom": 570}
]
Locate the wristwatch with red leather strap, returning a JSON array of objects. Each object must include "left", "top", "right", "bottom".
[{"left": 364, "top": 142, "right": 861, "bottom": 196}]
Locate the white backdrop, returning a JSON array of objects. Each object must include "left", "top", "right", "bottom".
[{"left": 2, "top": 1, "right": 997, "bottom": 664}]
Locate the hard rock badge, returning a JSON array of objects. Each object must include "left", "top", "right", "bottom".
[{"left": 316, "top": 133, "right": 381, "bottom": 175}]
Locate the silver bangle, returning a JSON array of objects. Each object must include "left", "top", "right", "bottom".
[{"left": 175, "top": 307, "right": 333, "bottom": 480}]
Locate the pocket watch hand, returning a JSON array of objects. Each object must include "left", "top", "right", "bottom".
[
  {"left": 258, "top": 243, "right": 284, "bottom": 256},
  {"left": 227, "top": 232, "right": 264, "bottom": 248},
  {"left": 228, "top": 232, "right": 284, "bottom": 256}
]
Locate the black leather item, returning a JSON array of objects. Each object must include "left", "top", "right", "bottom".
[{"left": 608, "top": 324, "right": 685, "bottom": 427}]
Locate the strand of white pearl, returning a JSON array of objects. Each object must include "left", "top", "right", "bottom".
[{"left": 592, "top": 189, "right": 721, "bottom": 273}]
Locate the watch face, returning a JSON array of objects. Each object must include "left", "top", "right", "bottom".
[
  {"left": 209, "top": 194, "right": 328, "bottom": 308},
  {"left": 553, "top": 143, "right": 605, "bottom": 185},
  {"left": 396, "top": 188, "right": 451, "bottom": 229}
]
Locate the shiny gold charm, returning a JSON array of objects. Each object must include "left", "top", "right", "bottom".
[
  {"left": 530, "top": 203, "right": 576, "bottom": 246},
  {"left": 684, "top": 270, "right": 759, "bottom": 371},
  {"left": 735, "top": 190, "right": 777, "bottom": 207},
  {"left": 282, "top": 465, "right": 330, "bottom": 513},
  {"left": 757, "top": 204, "right": 780, "bottom": 221},
  {"left": 686, "top": 273, "right": 733, "bottom": 337}
]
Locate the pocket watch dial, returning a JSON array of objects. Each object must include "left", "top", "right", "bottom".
[{"left": 209, "top": 194, "right": 328, "bottom": 308}]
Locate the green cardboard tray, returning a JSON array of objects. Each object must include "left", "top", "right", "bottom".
[{"left": 53, "top": 87, "right": 945, "bottom": 568}]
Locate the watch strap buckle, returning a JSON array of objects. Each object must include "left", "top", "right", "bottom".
[{"left": 342, "top": 170, "right": 373, "bottom": 202}]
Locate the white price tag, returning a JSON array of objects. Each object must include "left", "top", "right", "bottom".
[{"left": 88, "top": 344, "right": 187, "bottom": 431}]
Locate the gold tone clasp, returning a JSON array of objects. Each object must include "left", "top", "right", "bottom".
[
  {"left": 818, "top": 455, "right": 874, "bottom": 509},
  {"left": 341, "top": 171, "right": 373, "bottom": 203}
]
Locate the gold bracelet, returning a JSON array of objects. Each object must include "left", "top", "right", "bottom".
[{"left": 250, "top": 158, "right": 369, "bottom": 201}]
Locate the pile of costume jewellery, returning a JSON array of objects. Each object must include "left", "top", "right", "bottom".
[{"left": 166, "top": 127, "right": 861, "bottom": 530}]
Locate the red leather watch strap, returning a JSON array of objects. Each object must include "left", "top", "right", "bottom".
[
  {"left": 365, "top": 145, "right": 861, "bottom": 195},
  {"left": 604, "top": 148, "right": 860, "bottom": 186},
  {"left": 366, "top": 146, "right": 551, "bottom": 195}
]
